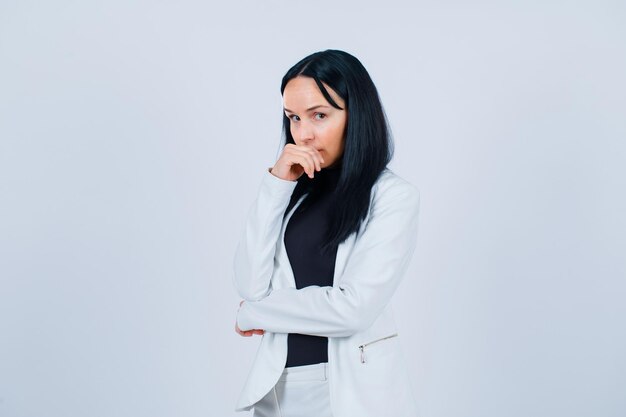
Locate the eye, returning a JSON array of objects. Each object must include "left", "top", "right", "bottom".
[
  {"left": 288, "top": 114, "right": 300, "bottom": 122},
  {"left": 315, "top": 113, "right": 326, "bottom": 120}
]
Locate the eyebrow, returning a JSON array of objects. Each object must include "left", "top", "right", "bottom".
[{"left": 283, "top": 105, "right": 330, "bottom": 113}]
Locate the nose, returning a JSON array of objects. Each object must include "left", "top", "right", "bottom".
[{"left": 294, "top": 120, "right": 314, "bottom": 145}]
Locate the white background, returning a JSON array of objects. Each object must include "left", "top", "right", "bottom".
[{"left": 1, "top": 1, "right": 624, "bottom": 416}]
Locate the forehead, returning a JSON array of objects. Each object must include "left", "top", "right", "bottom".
[{"left": 283, "top": 77, "right": 338, "bottom": 109}]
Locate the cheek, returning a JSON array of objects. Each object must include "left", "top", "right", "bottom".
[
  {"left": 323, "top": 122, "right": 344, "bottom": 142},
  {"left": 333, "top": 125, "right": 347, "bottom": 150}
]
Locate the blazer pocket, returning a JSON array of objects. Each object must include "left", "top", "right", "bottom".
[{"left": 357, "top": 332, "right": 398, "bottom": 364}]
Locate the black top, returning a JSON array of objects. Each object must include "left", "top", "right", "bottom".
[{"left": 283, "top": 161, "right": 342, "bottom": 368}]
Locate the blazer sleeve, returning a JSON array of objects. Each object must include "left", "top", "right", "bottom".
[
  {"left": 232, "top": 167, "right": 298, "bottom": 301},
  {"left": 236, "top": 180, "right": 420, "bottom": 337}
]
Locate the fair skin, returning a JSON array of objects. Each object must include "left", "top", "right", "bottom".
[{"left": 235, "top": 75, "right": 348, "bottom": 337}]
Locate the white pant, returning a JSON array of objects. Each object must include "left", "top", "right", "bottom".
[{"left": 252, "top": 362, "right": 333, "bottom": 417}]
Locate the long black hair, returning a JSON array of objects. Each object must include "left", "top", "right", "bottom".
[{"left": 280, "top": 49, "right": 394, "bottom": 256}]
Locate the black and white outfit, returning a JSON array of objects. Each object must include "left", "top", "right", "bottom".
[
  {"left": 252, "top": 163, "right": 341, "bottom": 416},
  {"left": 234, "top": 161, "right": 422, "bottom": 417}
]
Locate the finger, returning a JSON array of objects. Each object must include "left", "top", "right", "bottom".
[
  {"left": 294, "top": 154, "right": 315, "bottom": 178},
  {"left": 311, "top": 150, "right": 326, "bottom": 172},
  {"left": 306, "top": 149, "right": 321, "bottom": 172},
  {"left": 236, "top": 323, "right": 250, "bottom": 336},
  {"left": 282, "top": 148, "right": 308, "bottom": 177},
  {"left": 301, "top": 144, "right": 324, "bottom": 161},
  {"left": 305, "top": 147, "right": 324, "bottom": 170},
  {"left": 297, "top": 146, "right": 321, "bottom": 172},
  {"left": 286, "top": 146, "right": 318, "bottom": 178},
  {"left": 306, "top": 146, "right": 323, "bottom": 171},
  {"left": 292, "top": 150, "right": 315, "bottom": 177}
]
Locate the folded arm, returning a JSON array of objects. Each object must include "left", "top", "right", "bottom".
[
  {"left": 232, "top": 168, "right": 298, "bottom": 301},
  {"left": 236, "top": 181, "right": 420, "bottom": 338}
]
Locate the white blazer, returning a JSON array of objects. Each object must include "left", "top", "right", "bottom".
[{"left": 233, "top": 166, "right": 421, "bottom": 417}]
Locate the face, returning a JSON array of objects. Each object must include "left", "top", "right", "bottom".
[{"left": 283, "top": 76, "right": 347, "bottom": 169}]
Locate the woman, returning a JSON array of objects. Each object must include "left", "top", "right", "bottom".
[{"left": 233, "top": 49, "right": 421, "bottom": 417}]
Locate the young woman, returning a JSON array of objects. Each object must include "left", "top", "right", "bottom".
[{"left": 233, "top": 49, "right": 421, "bottom": 417}]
